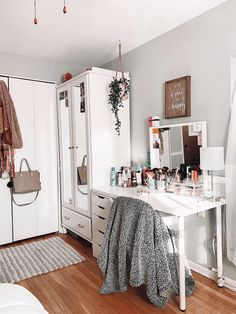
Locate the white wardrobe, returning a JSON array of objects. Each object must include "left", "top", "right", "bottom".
[
  {"left": 57, "top": 67, "right": 130, "bottom": 241},
  {"left": 0, "top": 75, "right": 59, "bottom": 244}
]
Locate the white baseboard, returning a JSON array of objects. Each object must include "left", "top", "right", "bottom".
[{"left": 189, "top": 260, "right": 236, "bottom": 292}]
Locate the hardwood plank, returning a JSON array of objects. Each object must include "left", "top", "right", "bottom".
[{"left": 3, "top": 233, "right": 235, "bottom": 314}]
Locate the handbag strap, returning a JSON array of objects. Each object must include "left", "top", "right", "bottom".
[
  {"left": 11, "top": 190, "right": 39, "bottom": 207},
  {"left": 19, "top": 158, "right": 32, "bottom": 173},
  {"left": 82, "top": 155, "right": 87, "bottom": 167}
]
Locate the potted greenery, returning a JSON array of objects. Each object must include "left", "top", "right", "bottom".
[
  {"left": 109, "top": 42, "right": 130, "bottom": 135},
  {"left": 108, "top": 76, "right": 129, "bottom": 135}
]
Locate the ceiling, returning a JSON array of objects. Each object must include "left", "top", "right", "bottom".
[{"left": 0, "top": 0, "right": 228, "bottom": 68}]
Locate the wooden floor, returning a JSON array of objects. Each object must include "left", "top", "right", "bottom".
[{"left": 11, "top": 233, "right": 236, "bottom": 314}]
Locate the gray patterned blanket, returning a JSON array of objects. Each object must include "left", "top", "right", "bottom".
[{"left": 98, "top": 196, "right": 195, "bottom": 308}]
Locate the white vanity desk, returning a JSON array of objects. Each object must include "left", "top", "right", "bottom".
[{"left": 91, "top": 186, "right": 225, "bottom": 311}]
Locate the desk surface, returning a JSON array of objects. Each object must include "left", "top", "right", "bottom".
[{"left": 92, "top": 186, "right": 225, "bottom": 217}]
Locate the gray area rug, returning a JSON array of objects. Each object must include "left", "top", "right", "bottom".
[{"left": 0, "top": 237, "right": 85, "bottom": 283}]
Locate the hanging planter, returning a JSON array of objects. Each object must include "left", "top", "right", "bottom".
[{"left": 108, "top": 42, "right": 130, "bottom": 135}]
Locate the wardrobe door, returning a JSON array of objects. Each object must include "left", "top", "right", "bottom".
[
  {"left": 0, "top": 180, "right": 12, "bottom": 245},
  {"left": 89, "top": 72, "right": 130, "bottom": 188},
  {"left": 57, "top": 85, "right": 74, "bottom": 209},
  {"left": 34, "top": 81, "right": 58, "bottom": 235},
  {"left": 0, "top": 76, "right": 12, "bottom": 245},
  {"left": 71, "top": 78, "right": 90, "bottom": 217},
  {"left": 9, "top": 78, "right": 37, "bottom": 241}
]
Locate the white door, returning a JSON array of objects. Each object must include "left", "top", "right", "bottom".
[
  {"left": 57, "top": 85, "right": 74, "bottom": 209},
  {"left": 71, "top": 78, "right": 90, "bottom": 217},
  {"left": 34, "top": 81, "right": 58, "bottom": 235},
  {"left": 0, "top": 76, "right": 12, "bottom": 245},
  {"left": 0, "top": 180, "right": 12, "bottom": 245},
  {"left": 9, "top": 78, "right": 37, "bottom": 241}
]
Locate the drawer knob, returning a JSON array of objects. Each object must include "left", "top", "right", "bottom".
[
  {"left": 78, "top": 224, "right": 85, "bottom": 228},
  {"left": 64, "top": 216, "right": 70, "bottom": 220}
]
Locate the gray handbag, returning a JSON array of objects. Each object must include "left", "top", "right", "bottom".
[
  {"left": 11, "top": 158, "right": 41, "bottom": 206},
  {"left": 77, "top": 155, "right": 87, "bottom": 185}
]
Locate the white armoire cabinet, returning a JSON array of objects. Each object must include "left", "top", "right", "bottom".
[
  {"left": 0, "top": 75, "right": 59, "bottom": 244},
  {"left": 57, "top": 67, "right": 130, "bottom": 241}
]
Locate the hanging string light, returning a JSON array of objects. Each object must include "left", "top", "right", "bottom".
[
  {"left": 63, "top": 0, "right": 67, "bottom": 14},
  {"left": 34, "top": 0, "right": 38, "bottom": 24}
]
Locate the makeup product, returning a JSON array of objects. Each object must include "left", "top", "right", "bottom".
[
  {"left": 136, "top": 171, "right": 142, "bottom": 185},
  {"left": 180, "top": 164, "right": 187, "bottom": 181},
  {"left": 122, "top": 169, "right": 127, "bottom": 187},
  {"left": 191, "top": 169, "right": 198, "bottom": 182},
  {"left": 118, "top": 172, "right": 122, "bottom": 186},
  {"left": 142, "top": 167, "right": 148, "bottom": 186},
  {"left": 132, "top": 172, "right": 138, "bottom": 187},
  {"left": 111, "top": 167, "right": 116, "bottom": 187}
]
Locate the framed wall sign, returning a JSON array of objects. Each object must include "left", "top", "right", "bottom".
[{"left": 165, "top": 76, "right": 191, "bottom": 119}]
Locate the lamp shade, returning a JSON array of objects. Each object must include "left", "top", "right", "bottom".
[{"left": 200, "top": 147, "right": 224, "bottom": 171}]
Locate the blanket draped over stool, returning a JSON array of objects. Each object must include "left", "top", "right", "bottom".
[{"left": 98, "top": 196, "right": 195, "bottom": 308}]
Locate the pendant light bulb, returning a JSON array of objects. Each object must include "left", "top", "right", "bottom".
[
  {"left": 63, "top": 0, "right": 67, "bottom": 13},
  {"left": 34, "top": 0, "right": 38, "bottom": 25}
]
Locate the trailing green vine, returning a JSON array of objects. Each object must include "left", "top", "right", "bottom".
[{"left": 108, "top": 77, "right": 130, "bottom": 135}]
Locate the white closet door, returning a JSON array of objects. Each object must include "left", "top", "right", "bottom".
[
  {"left": 9, "top": 78, "right": 37, "bottom": 241},
  {"left": 0, "top": 180, "right": 12, "bottom": 245},
  {"left": 34, "top": 81, "right": 58, "bottom": 235},
  {"left": 0, "top": 76, "right": 11, "bottom": 245}
]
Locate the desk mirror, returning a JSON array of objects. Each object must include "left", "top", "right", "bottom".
[{"left": 149, "top": 121, "right": 207, "bottom": 170}]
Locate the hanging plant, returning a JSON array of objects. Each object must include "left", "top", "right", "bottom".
[
  {"left": 109, "top": 42, "right": 130, "bottom": 135},
  {"left": 109, "top": 77, "right": 129, "bottom": 135}
]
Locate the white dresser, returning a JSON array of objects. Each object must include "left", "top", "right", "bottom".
[{"left": 91, "top": 192, "right": 112, "bottom": 258}]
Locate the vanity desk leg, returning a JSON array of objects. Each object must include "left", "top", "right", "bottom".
[
  {"left": 216, "top": 205, "right": 224, "bottom": 287},
  {"left": 178, "top": 216, "right": 186, "bottom": 311}
]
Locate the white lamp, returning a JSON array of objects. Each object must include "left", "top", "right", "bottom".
[{"left": 200, "top": 147, "right": 224, "bottom": 197}]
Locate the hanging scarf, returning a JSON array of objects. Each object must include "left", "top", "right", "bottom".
[{"left": 0, "top": 80, "right": 23, "bottom": 177}]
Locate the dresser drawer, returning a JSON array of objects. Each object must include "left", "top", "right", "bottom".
[
  {"left": 92, "top": 203, "right": 110, "bottom": 219},
  {"left": 92, "top": 193, "right": 111, "bottom": 210},
  {"left": 62, "top": 207, "right": 91, "bottom": 241},
  {"left": 92, "top": 242, "right": 101, "bottom": 259},
  {"left": 93, "top": 227, "right": 105, "bottom": 245},
  {"left": 92, "top": 213, "right": 107, "bottom": 233}
]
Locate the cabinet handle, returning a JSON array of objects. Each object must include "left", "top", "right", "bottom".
[
  {"left": 78, "top": 224, "right": 85, "bottom": 228},
  {"left": 69, "top": 146, "right": 75, "bottom": 150},
  {"left": 98, "top": 205, "right": 105, "bottom": 210},
  {"left": 98, "top": 229, "right": 105, "bottom": 235},
  {"left": 64, "top": 216, "right": 70, "bottom": 220},
  {"left": 98, "top": 195, "right": 105, "bottom": 199},
  {"left": 98, "top": 215, "right": 105, "bottom": 220}
]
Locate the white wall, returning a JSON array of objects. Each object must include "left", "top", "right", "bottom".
[
  {"left": 104, "top": 0, "right": 236, "bottom": 281},
  {"left": 0, "top": 52, "right": 81, "bottom": 83}
]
